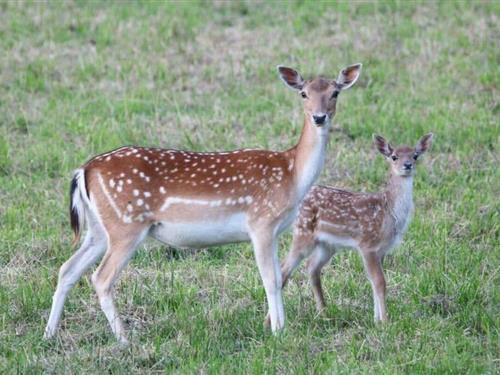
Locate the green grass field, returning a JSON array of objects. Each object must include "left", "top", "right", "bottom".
[{"left": 0, "top": 1, "right": 498, "bottom": 373}]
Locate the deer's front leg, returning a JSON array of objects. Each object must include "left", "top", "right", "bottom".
[
  {"left": 361, "top": 251, "right": 387, "bottom": 322},
  {"left": 250, "top": 228, "right": 285, "bottom": 333}
]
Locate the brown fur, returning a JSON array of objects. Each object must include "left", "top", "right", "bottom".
[{"left": 265, "top": 133, "right": 433, "bottom": 325}]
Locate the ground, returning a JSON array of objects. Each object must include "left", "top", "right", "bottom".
[{"left": 0, "top": 1, "right": 498, "bottom": 373}]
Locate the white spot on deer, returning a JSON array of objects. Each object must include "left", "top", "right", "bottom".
[
  {"left": 159, "top": 186, "right": 166, "bottom": 194},
  {"left": 210, "top": 200, "right": 222, "bottom": 207},
  {"left": 137, "top": 199, "right": 144, "bottom": 206},
  {"left": 97, "top": 174, "right": 121, "bottom": 219},
  {"left": 117, "top": 186, "right": 123, "bottom": 193},
  {"left": 144, "top": 192, "right": 151, "bottom": 198},
  {"left": 133, "top": 189, "right": 140, "bottom": 197},
  {"left": 109, "top": 179, "right": 115, "bottom": 188},
  {"left": 133, "top": 168, "right": 138, "bottom": 174},
  {"left": 127, "top": 204, "right": 133, "bottom": 213}
]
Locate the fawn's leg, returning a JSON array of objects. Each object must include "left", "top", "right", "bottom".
[
  {"left": 307, "top": 244, "right": 334, "bottom": 312},
  {"left": 361, "top": 250, "right": 387, "bottom": 322},
  {"left": 264, "top": 235, "right": 316, "bottom": 327}
]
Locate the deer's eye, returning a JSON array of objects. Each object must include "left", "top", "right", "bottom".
[
  {"left": 330, "top": 91, "right": 339, "bottom": 99},
  {"left": 300, "top": 91, "right": 308, "bottom": 99},
  {"left": 413, "top": 153, "right": 419, "bottom": 160},
  {"left": 391, "top": 155, "right": 398, "bottom": 161}
]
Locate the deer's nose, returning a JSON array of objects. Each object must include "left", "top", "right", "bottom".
[
  {"left": 312, "top": 114, "right": 327, "bottom": 125},
  {"left": 404, "top": 161, "right": 413, "bottom": 170}
]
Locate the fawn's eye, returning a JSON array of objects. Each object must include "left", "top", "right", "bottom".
[
  {"left": 330, "top": 91, "right": 339, "bottom": 99},
  {"left": 300, "top": 91, "right": 308, "bottom": 99},
  {"left": 413, "top": 153, "right": 419, "bottom": 160},
  {"left": 391, "top": 155, "right": 398, "bottom": 161}
]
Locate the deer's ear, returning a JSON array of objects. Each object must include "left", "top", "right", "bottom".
[
  {"left": 336, "top": 63, "right": 362, "bottom": 91},
  {"left": 277, "top": 66, "right": 305, "bottom": 90},
  {"left": 416, "top": 133, "right": 434, "bottom": 155},
  {"left": 373, "top": 134, "right": 393, "bottom": 157}
]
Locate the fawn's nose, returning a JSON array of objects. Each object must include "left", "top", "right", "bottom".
[
  {"left": 312, "top": 114, "right": 327, "bottom": 125},
  {"left": 404, "top": 161, "right": 413, "bottom": 170}
]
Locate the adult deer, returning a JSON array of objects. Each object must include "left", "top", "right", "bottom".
[
  {"left": 44, "top": 64, "right": 362, "bottom": 343},
  {"left": 266, "top": 133, "right": 433, "bottom": 325}
]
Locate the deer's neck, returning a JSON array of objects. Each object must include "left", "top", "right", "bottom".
[
  {"left": 291, "top": 118, "right": 329, "bottom": 201},
  {"left": 385, "top": 174, "right": 414, "bottom": 232}
]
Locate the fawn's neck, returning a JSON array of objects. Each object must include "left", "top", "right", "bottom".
[
  {"left": 385, "top": 174, "right": 414, "bottom": 230},
  {"left": 292, "top": 117, "right": 329, "bottom": 201}
]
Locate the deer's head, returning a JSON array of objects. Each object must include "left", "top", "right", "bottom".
[
  {"left": 278, "top": 64, "right": 362, "bottom": 129},
  {"left": 374, "top": 133, "right": 434, "bottom": 177}
]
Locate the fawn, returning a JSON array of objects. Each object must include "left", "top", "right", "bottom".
[
  {"left": 266, "top": 133, "right": 433, "bottom": 324},
  {"left": 44, "top": 64, "right": 362, "bottom": 343}
]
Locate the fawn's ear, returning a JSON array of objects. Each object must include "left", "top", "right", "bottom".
[
  {"left": 373, "top": 134, "right": 393, "bottom": 157},
  {"left": 416, "top": 133, "right": 434, "bottom": 155},
  {"left": 336, "top": 63, "right": 362, "bottom": 90},
  {"left": 277, "top": 66, "right": 305, "bottom": 90}
]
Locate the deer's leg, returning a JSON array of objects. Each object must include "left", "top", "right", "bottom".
[
  {"left": 250, "top": 229, "right": 285, "bottom": 333},
  {"left": 264, "top": 235, "right": 315, "bottom": 328},
  {"left": 281, "top": 235, "right": 316, "bottom": 289},
  {"left": 307, "top": 244, "right": 334, "bottom": 313},
  {"left": 44, "top": 218, "right": 107, "bottom": 339},
  {"left": 91, "top": 227, "right": 147, "bottom": 344},
  {"left": 361, "top": 251, "right": 387, "bottom": 322}
]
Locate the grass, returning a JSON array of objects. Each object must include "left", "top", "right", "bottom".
[{"left": 0, "top": 1, "right": 498, "bottom": 373}]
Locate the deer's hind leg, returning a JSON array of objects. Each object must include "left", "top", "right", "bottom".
[
  {"left": 91, "top": 225, "right": 148, "bottom": 344},
  {"left": 45, "top": 212, "right": 107, "bottom": 339},
  {"left": 264, "top": 234, "right": 318, "bottom": 328},
  {"left": 281, "top": 234, "right": 317, "bottom": 289},
  {"left": 306, "top": 243, "right": 334, "bottom": 313}
]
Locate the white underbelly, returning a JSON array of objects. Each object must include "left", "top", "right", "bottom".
[
  {"left": 317, "top": 231, "right": 359, "bottom": 252},
  {"left": 149, "top": 213, "right": 250, "bottom": 248}
]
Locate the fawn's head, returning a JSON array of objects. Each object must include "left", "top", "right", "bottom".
[
  {"left": 374, "top": 133, "right": 433, "bottom": 177},
  {"left": 277, "top": 64, "right": 362, "bottom": 128}
]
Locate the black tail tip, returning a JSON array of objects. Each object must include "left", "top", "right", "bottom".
[{"left": 69, "top": 174, "right": 79, "bottom": 236}]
